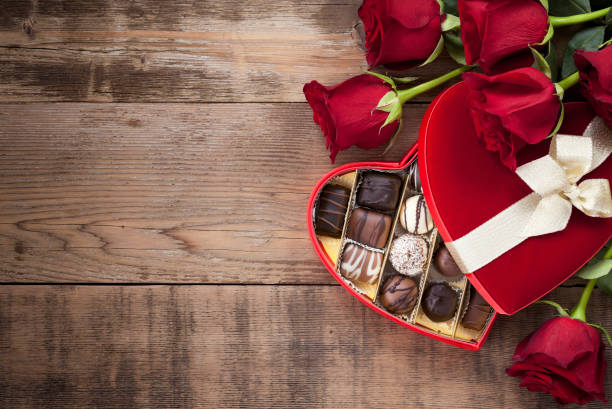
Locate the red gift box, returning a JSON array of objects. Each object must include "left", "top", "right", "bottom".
[{"left": 307, "top": 82, "right": 612, "bottom": 350}]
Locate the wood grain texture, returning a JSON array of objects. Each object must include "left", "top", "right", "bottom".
[
  {"left": 1, "top": 285, "right": 611, "bottom": 409},
  {"left": 0, "top": 0, "right": 461, "bottom": 102},
  {"left": 0, "top": 102, "right": 422, "bottom": 283}
]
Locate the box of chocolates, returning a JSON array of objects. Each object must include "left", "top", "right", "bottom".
[
  {"left": 309, "top": 153, "right": 496, "bottom": 350},
  {"left": 308, "top": 82, "right": 612, "bottom": 349}
]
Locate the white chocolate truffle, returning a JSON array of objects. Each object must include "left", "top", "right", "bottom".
[
  {"left": 400, "top": 195, "right": 433, "bottom": 234},
  {"left": 340, "top": 243, "right": 382, "bottom": 284},
  {"left": 389, "top": 234, "right": 428, "bottom": 276}
]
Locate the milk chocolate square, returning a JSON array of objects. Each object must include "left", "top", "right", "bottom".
[
  {"left": 461, "top": 287, "right": 492, "bottom": 331},
  {"left": 347, "top": 207, "right": 391, "bottom": 248},
  {"left": 356, "top": 172, "right": 402, "bottom": 212}
]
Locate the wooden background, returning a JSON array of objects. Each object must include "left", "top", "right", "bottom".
[{"left": 0, "top": 1, "right": 610, "bottom": 408}]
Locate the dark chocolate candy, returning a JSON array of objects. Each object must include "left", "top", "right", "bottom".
[
  {"left": 380, "top": 275, "right": 418, "bottom": 314},
  {"left": 315, "top": 184, "right": 350, "bottom": 238},
  {"left": 421, "top": 283, "right": 458, "bottom": 322},
  {"left": 347, "top": 207, "right": 392, "bottom": 248},
  {"left": 461, "top": 288, "right": 492, "bottom": 331},
  {"left": 356, "top": 172, "right": 402, "bottom": 212},
  {"left": 434, "top": 245, "right": 462, "bottom": 278}
]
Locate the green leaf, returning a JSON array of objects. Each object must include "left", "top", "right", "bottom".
[
  {"left": 588, "top": 323, "right": 612, "bottom": 345},
  {"left": 554, "top": 83, "right": 565, "bottom": 100},
  {"left": 598, "top": 272, "right": 612, "bottom": 296},
  {"left": 376, "top": 90, "right": 399, "bottom": 111},
  {"left": 383, "top": 117, "right": 403, "bottom": 155},
  {"left": 561, "top": 26, "right": 606, "bottom": 78},
  {"left": 444, "top": 30, "right": 466, "bottom": 65},
  {"left": 549, "top": 100, "right": 564, "bottom": 136},
  {"left": 545, "top": 42, "right": 559, "bottom": 82},
  {"left": 549, "top": 0, "right": 591, "bottom": 16},
  {"left": 607, "top": 7, "right": 612, "bottom": 25},
  {"left": 362, "top": 70, "right": 397, "bottom": 91},
  {"left": 536, "top": 300, "right": 570, "bottom": 316},
  {"left": 380, "top": 102, "right": 402, "bottom": 129},
  {"left": 391, "top": 76, "right": 418, "bottom": 85},
  {"left": 441, "top": 14, "right": 460, "bottom": 32},
  {"left": 576, "top": 259, "right": 612, "bottom": 279},
  {"left": 441, "top": 0, "right": 458, "bottom": 16},
  {"left": 539, "top": 0, "right": 549, "bottom": 11},
  {"left": 536, "top": 24, "right": 555, "bottom": 46},
  {"left": 420, "top": 36, "right": 445, "bottom": 66},
  {"left": 531, "top": 47, "right": 552, "bottom": 78}
]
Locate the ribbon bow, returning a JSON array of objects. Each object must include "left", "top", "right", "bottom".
[
  {"left": 446, "top": 117, "right": 612, "bottom": 275},
  {"left": 516, "top": 117, "right": 612, "bottom": 237}
]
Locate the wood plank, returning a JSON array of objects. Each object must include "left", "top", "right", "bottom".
[
  {"left": 0, "top": 102, "right": 422, "bottom": 283},
  {"left": 0, "top": 0, "right": 460, "bottom": 102},
  {"left": 1, "top": 284, "right": 610, "bottom": 408}
]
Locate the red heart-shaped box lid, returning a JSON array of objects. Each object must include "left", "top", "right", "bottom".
[{"left": 419, "top": 82, "right": 612, "bottom": 315}]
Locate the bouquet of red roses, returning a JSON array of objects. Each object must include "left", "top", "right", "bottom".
[{"left": 304, "top": 0, "right": 612, "bottom": 405}]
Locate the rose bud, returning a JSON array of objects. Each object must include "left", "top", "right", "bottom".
[
  {"left": 358, "top": 0, "right": 444, "bottom": 69},
  {"left": 303, "top": 74, "right": 400, "bottom": 162},
  {"left": 462, "top": 67, "right": 561, "bottom": 171},
  {"left": 575, "top": 45, "right": 612, "bottom": 128},
  {"left": 506, "top": 317, "right": 606, "bottom": 405},
  {"left": 458, "top": 0, "right": 550, "bottom": 74}
]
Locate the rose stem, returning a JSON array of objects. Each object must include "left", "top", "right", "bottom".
[
  {"left": 549, "top": 7, "right": 611, "bottom": 27},
  {"left": 557, "top": 71, "right": 580, "bottom": 91},
  {"left": 570, "top": 246, "right": 612, "bottom": 322},
  {"left": 397, "top": 65, "right": 474, "bottom": 104}
]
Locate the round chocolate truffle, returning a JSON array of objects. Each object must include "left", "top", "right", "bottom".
[
  {"left": 389, "top": 234, "right": 428, "bottom": 276},
  {"left": 434, "top": 245, "right": 462, "bottom": 278},
  {"left": 421, "top": 283, "right": 458, "bottom": 322},
  {"left": 399, "top": 195, "right": 433, "bottom": 234},
  {"left": 380, "top": 275, "right": 418, "bottom": 314}
]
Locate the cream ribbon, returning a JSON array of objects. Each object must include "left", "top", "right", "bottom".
[{"left": 446, "top": 117, "right": 612, "bottom": 274}]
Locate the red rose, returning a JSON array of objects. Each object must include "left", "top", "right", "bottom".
[
  {"left": 463, "top": 67, "right": 561, "bottom": 170},
  {"left": 575, "top": 45, "right": 612, "bottom": 128},
  {"left": 507, "top": 317, "right": 606, "bottom": 405},
  {"left": 303, "top": 74, "right": 399, "bottom": 162},
  {"left": 358, "top": 0, "right": 443, "bottom": 69},
  {"left": 458, "top": 0, "right": 549, "bottom": 74}
]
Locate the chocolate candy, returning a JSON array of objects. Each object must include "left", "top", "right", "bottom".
[
  {"left": 389, "top": 234, "right": 428, "bottom": 276},
  {"left": 461, "top": 288, "right": 492, "bottom": 331},
  {"left": 315, "top": 184, "right": 350, "bottom": 238},
  {"left": 347, "top": 208, "right": 392, "bottom": 248},
  {"left": 380, "top": 275, "right": 418, "bottom": 314},
  {"left": 421, "top": 283, "right": 458, "bottom": 322},
  {"left": 340, "top": 243, "right": 382, "bottom": 284},
  {"left": 434, "top": 245, "right": 462, "bottom": 278},
  {"left": 356, "top": 172, "right": 402, "bottom": 212},
  {"left": 400, "top": 195, "right": 433, "bottom": 234}
]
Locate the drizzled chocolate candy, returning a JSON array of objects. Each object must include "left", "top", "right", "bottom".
[
  {"left": 340, "top": 243, "right": 382, "bottom": 284},
  {"left": 347, "top": 207, "right": 392, "bottom": 248},
  {"left": 400, "top": 195, "right": 433, "bottom": 234},
  {"left": 380, "top": 275, "right": 418, "bottom": 314},
  {"left": 315, "top": 184, "right": 350, "bottom": 238}
]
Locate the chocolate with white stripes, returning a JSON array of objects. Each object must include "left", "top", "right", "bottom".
[{"left": 340, "top": 243, "right": 382, "bottom": 284}]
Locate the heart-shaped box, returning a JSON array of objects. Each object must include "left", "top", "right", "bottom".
[{"left": 307, "top": 82, "right": 612, "bottom": 350}]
